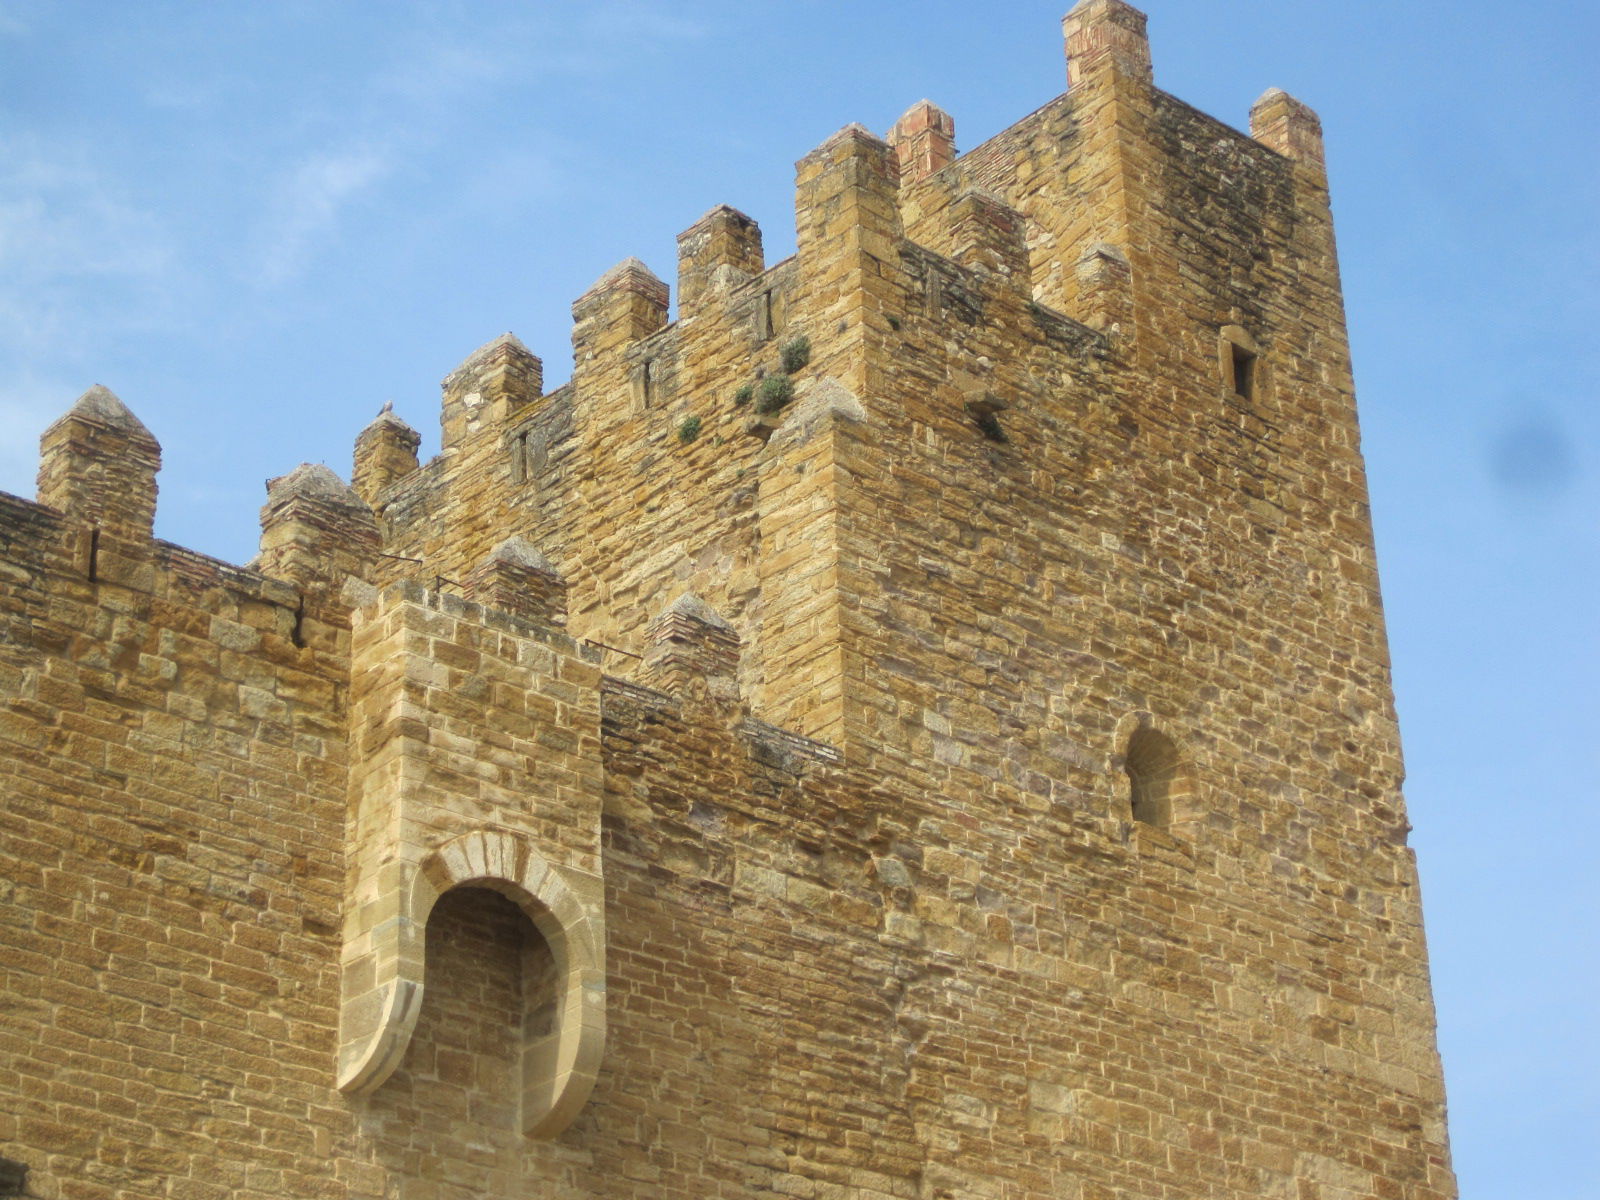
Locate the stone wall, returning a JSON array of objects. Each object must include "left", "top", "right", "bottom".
[{"left": 0, "top": 4, "right": 1455, "bottom": 1198}]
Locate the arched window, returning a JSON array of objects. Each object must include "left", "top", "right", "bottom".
[{"left": 1125, "top": 727, "right": 1182, "bottom": 828}]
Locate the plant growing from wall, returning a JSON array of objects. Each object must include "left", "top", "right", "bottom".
[
  {"left": 755, "top": 374, "right": 794, "bottom": 415},
  {"left": 779, "top": 335, "right": 811, "bottom": 374},
  {"left": 733, "top": 383, "right": 753, "bottom": 407},
  {"left": 677, "top": 415, "right": 702, "bottom": 444}
]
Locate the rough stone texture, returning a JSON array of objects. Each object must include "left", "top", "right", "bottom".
[{"left": 0, "top": 7, "right": 1456, "bottom": 1199}]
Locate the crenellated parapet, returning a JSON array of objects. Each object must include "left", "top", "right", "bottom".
[
  {"left": 62, "top": 0, "right": 1343, "bottom": 775},
  {"left": 353, "top": 402, "right": 421, "bottom": 505},
  {"left": 442, "top": 332, "right": 543, "bottom": 453},
  {"left": 676, "top": 204, "right": 765, "bottom": 316},
  {"left": 257, "top": 463, "right": 380, "bottom": 598},
  {"left": 36, "top": 385, "right": 161, "bottom": 541},
  {"left": 888, "top": 100, "right": 956, "bottom": 185}
]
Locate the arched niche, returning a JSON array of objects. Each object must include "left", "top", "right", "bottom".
[
  {"left": 1113, "top": 712, "right": 1197, "bottom": 835},
  {"left": 337, "top": 829, "right": 605, "bottom": 1138}
]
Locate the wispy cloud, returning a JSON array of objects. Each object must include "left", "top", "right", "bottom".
[
  {"left": 253, "top": 143, "right": 395, "bottom": 286},
  {"left": 0, "top": 132, "right": 179, "bottom": 358},
  {"left": 0, "top": 124, "right": 182, "bottom": 499}
]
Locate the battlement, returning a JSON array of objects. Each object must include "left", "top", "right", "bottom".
[
  {"left": 0, "top": 8, "right": 1455, "bottom": 1199},
  {"left": 297, "top": 2, "right": 1342, "bottom": 753}
]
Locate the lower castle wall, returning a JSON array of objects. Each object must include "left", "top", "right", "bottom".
[
  {"left": 0, "top": 495, "right": 355, "bottom": 1199},
  {"left": 1, "top": 489, "right": 1450, "bottom": 1199}
]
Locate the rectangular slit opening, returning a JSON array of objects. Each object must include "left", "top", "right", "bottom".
[
  {"left": 1231, "top": 344, "right": 1256, "bottom": 400},
  {"left": 641, "top": 359, "right": 655, "bottom": 408}
]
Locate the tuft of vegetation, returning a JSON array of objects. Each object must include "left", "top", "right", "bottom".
[
  {"left": 733, "top": 383, "right": 754, "bottom": 407},
  {"left": 887, "top": 315, "right": 901, "bottom": 331},
  {"left": 755, "top": 373, "right": 795, "bottom": 415},
  {"left": 779, "top": 335, "right": 812, "bottom": 374},
  {"left": 677, "top": 415, "right": 702, "bottom": 444}
]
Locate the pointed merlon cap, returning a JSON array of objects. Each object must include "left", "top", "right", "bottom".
[
  {"left": 486, "top": 534, "right": 557, "bottom": 575},
  {"left": 1250, "top": 88, "right": 1326, "bottom": 171},
  {"left": 676, "top": 205, "right": 766, "bottom": 312},
  {"left": 795, "top": 125, "right": 902, "bottom": 258},
  {"left": 443, "top": 331, "right": 542, "bottom": 389},
  {"left": 642, "top": 592, "right": 739, "bottom": 697},
  {"left": 1063, "top": 0, "right": 1153, "bottom": 89},
  {"left": 662, "top": 591, "right": 733, "bottom": 631},
  {"left": 799, "top": 122, "right": 895, "bottom": 170},
  {"left": 257, "top": 462, "right": 380, "bottom": 588},
  {"left": 361, "top": 400, "right": 418, "bottom": 436},
  {"left": 890, "top": 100, "right": 953, "bottom": 140},
  {"left": 464, "top": 534, "right": 568, "bottom": 625},
  {"left": 677, "top": 204, "right": 761, "bottom": 244},
  {"left": 264, "top": 462, "right": 368, "bottom": 510},
  {"left": 947, "top": 188, "right": 1028, "bottom": 282},
  {"left": 574, "top": 258, "right": 669, "bottom": 310},
  {"left": 36, "top": 383, "right": 161, "bottom": 535},
  {"left": 43, "top": 384, "right": 158, "bottom": 448},
  {"left": 352, "top": 401, "right": 421, "bottom": 503},
  {"left": 571, "top": 258, "right": 671, "bottom": 351}
]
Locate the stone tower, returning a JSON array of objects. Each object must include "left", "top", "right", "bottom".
[{"left": 0, "top": 5, "right": 1456, "bottom": 1198}]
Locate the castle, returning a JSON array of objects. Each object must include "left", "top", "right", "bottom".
[{"left": 0, "top": 4, "right": 1457, "bottom": 1197}]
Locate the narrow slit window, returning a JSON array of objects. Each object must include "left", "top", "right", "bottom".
[
  {"left": 509, "top": 432, "right": 527, "bottom": 483},
  {"left": 759, "top": 290, "right": 774, "bottom": 341},
  {"left": 641, "top": 359, "right": 655, "bottom": 408},
  {"left": 1231, "top": 343, "right": 1256, "bottom": 400}
]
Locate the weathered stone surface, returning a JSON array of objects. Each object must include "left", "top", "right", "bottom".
[
  {"left": 36, "top": 384, "right": 162, "bottom": 537},
  {"left": 0, "top": 7, "right": 1456, "bottom": 1200}
]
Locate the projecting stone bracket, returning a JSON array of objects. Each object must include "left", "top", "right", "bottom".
[
  {"left": 336, "top": 830, "right": 606, "bottom": 1137},
  {"left": 338, "top": 581, "right": 606, "bottom": 1138}
]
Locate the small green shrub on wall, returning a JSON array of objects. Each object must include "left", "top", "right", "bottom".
[
  {"left": 779, "top": 335, "right": 811, "bottom": 374},
  {"left": 756, "top": 374, "right": 794, "bottom": 415}
]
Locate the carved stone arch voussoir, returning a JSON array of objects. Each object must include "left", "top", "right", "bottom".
[{"left": 338, "top": 829, "right": 606, "bottom": 1139}]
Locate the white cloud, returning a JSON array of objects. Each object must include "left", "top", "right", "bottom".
[
  {"left": 0, "top": 133, "right": 179, "bottom": 360},
  {"left": 253, "top": 143, "right": 395, "bottom": 286}
]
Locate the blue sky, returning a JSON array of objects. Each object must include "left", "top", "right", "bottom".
[{"left": 1, "top": 3, "right": 1595, "bottom": 1195}]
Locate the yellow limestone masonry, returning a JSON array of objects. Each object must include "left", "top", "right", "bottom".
[{"left": 0, "top": 5, "right": 1457, "bottom": 1198}]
